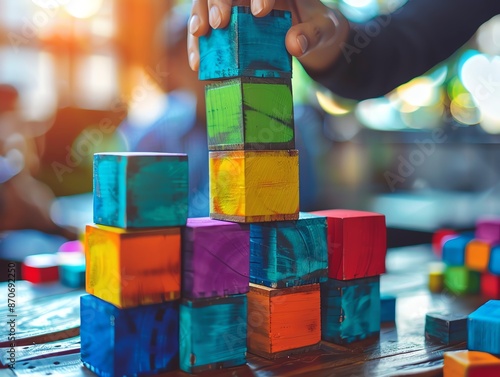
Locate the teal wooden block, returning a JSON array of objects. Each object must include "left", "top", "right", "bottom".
[
  {"left": 199, "top": 6, "right": 292, "bottom": 80},
  {"left": 425, "top": 312, "right": 467, "bottom": 345},
  {"left": 380, "top": 294, "right": 396, "bottom": 323},
  {"left": 468, "top": 300, "right": 500, "bottom": 355},
  {"left": 321, "top": 276, "right": 380, "bottom": 344},
  {"left": 93, "top": 152, "right": 188, "bottom": 228},
  {"left": 206, "top": 77, "right": 295, "bottom": 151},
  {"left": 180, "top": 295, "right": 247, "bottom": 373},
  {"left": 250, "top": 212, "right": 328, "bottom": 288}
]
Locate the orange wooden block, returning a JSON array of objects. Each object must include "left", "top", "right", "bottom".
[
  {"left": 466, "top": 239, "right": 492, "bottom": 272},
  {"left": 444, "top": 350, "right": 500, "bottom": 377},
  {"left": 247, "top": 283, "right": 321, "bottom": 359},
  {"left": 85, "top": 224, "right": 181, "bottom": 308}
]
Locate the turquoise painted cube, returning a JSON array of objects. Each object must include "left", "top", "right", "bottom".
[
  {"left": 380, "top": 294, "right": 396, "bottom": 323},
  {"left": 180, "top": 295, "right": 247, "bottom": 373},
  {"left": 425, "top": 312, "right": 467, "bottom": 345},
  {"left": 250, "top": 212, "right": 328, "bottom": 288},
  {"left": 80, "top": 295, "right": 179, "bottom": 377},
  {"left": 321, "top": 276, "right": 380, "bottom": 344},
  {"left": 93, "top": 152, "right": 188, "bottom": 228},
  {"left": 468, "top": 300, "right": 500, "bottom": 355},
  {"left": 199, "top": 6, "right": 292, "bottom": 80}
]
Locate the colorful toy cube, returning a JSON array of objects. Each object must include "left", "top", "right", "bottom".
[
  {"left": 468, "top": 300, "right": 500, "bottom": 355},
  {"left": 425, "top": 312, "right": 467, "bottom": 345},
  {"left": 466, "top": 239, "right": 493, "bottom": 272},
  {"left": 444, "top": 266, "right": 480, "bottom": 295},
  {"left": 444, "top": 350, "right": 500, "bottom": 377}
]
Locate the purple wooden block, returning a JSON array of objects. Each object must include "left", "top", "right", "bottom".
[
  {"left": 182, "top": 217, "right": 250, "bottom": 299},
  {"left": 476, "top": 217, "right": 500, "bottom": 243}
]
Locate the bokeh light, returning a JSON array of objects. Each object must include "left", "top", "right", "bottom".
[{"left": 64, "top": 0, "right": 104, "bottom": 19}]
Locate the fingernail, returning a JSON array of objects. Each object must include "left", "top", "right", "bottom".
[
  {"left": 209, "top": 6, "right": 222, "bottom": 29},
  {"left": 189, "top": 15, "right": 200, "bottom": 34},
  {"left": 297, "top": 35, "right": 308, "bottom": 54},
  {"left": 251, "top": 0, "right": 264, "bottom": 15},
  {"left": 189, "top": 52, "right": 197, "bottom": 71}
]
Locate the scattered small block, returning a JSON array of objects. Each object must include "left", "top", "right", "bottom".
[
  {"left": 206, "top": 77, "right": 294, "bottom": 151},
  {"left": 180, "top": 295, "right": 247, "bottom": 373},
  {"left": 432, "top": 229, "right": 458, "bottom": 258},
  {"left": 199, "top": 6, "right": 292, "bottom": 80},
  {"left": 250, "top": 212, "right": 328, "bottom": 288},
  {"left": 442, "top": 235, "right": 474, "bottom": 266},
  {"left": 80, "top": 295, "right": 179, "bottom": 377},
  {"left": 93, "top": 152, "right": 188, "bottom": 228},
  {"left": 247, "top": 283, "right": 321, "bottom": 359},
  {"left": 209, "top": 150, "right": 299, "bottom": 223},
  {"left": 310, "top": 209, "right": 386, "bottom": 280},
  {"left": 85, "top": 224, "right": 181, "bottom": 308},
  {"left": 489, "top": 245, "right": 500, "bottom": 275},
  {"left": 482, "top": 272, "right": 500, "bottom": 299},
  {"left": 468, "top": 300, "right": 500, "bottom": 355},
  {"left": 380, "top": 294, "right": 396, "bottom": 323},
  {"left": 424, "top": 312, "right": 467, "bottom": 345},
  {"left": 428, "top": 261, "right": 445, "bottom": 293},
  {"left": 58, "top": 252, "right": 86, "bottom": 288},
  {"left": 444, "top": 350, "right": 500, "bottom": 377},
  {"left": 321, "top": 276, "right": 380, "bottom": 344},
  {"left": 476, "top": 217, "right": 500, "bottom": 244},
  {"left": 182, "top": 217, "right": 250, "bottom": 299},
  {"left": 444, "top": 266, "right": 481, "bottom": 295},
  {"left": 22, "top": 254, "right": 59, "bottom": 284},
  {"left": 466, "top": 239, "right": 493, "bottom": 272}
]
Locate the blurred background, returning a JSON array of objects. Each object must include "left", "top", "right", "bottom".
[{"left": 2, "top": 0, "right": 500, "bottom": 254}]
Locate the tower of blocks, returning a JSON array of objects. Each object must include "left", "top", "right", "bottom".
[{"left": 80, "top": 152, "right": 188, "bottom": 377}]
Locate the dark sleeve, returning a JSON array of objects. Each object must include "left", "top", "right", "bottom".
[{"left": 306, "top": 0, "right": 500, "bottom": 101}]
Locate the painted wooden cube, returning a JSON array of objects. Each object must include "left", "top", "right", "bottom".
[
  {"left": 320, "top": 276, "right": 380, "bottom": 344},
  {"left": 466, "top": 239, "right": 493, "bottom": 272},
  {"left": 206, "top": 77, "right": 294, "bottom": 151},
  {"left": 21, "top": 254, "right": 59, "bottom": 284},
  {"left": 249, "top": 212, "right": 328, "bottom": 288},
  {"left": 444, "top": 350, "right": 500, "bottom": 377},
  {"left": 442, "top": 235, "right": 474, "bottom": 266},
  {"left": 85, "top": 224, "right": 181, "bottom": 308},
  {"left": 247, "top": 283, "right": 321, "bottom": 359},
  {"left": 380, "top": 294, "right": 396, "bottom": 323},
  {"left": 489, "top": 245, "right": 500, "bottom": 275},
  {"left": 58, "top": 253, "right": 86, "bottom": 288},
  {"left": 428, "top": 262, "right": 445, "bottom": 293},
  {"left": 93, "top": 152, "right": 188, "bottom": 228},
  {"left": 199, "top": 6, "right": 292, "bottom": 80},
  {"left": 182, "top": 217, "right": 250, "bottom": 299},
  {"left": 444, "top": 266, "right": 480, "bottom": 295},
  {"left": 310, "top": 209, "right": 386, "bottom": 280},
  {"left": 468, "top": 300, "right": 500, "bottom": 355},
  {"left": 209, "top": 150, "right": 299, "bottom": 223},
  {"left": 425, "top": 312, "right": 467, "bottom": 345},
  {"left": 180, "top": 295, "right": 247, "bottom": 373},
  {"left": 482, "top": 273, "right": 500, "bottom": 299},
  {"left": 80, "top": 295, "right": 179, "bottom": 377},
  {"left": 432, "top": 229, "right": 458, "bottom": 257},
  {"left": 476, "top": 217, "right": 500, "bottom": 243}
]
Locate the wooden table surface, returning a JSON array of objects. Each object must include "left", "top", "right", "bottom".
[{"left": 0, "top": 245, "right": 488, "bottom": 377}]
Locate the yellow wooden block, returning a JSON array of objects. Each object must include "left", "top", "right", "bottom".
[
  {"left": 428, "top": 262, "right": 445, "bottom": 293},
  {"left": 465, "top": 239, "right": 492, "bottom": 272},
  {"left": 209, "top": 150, "right": 299, "bottom": 223},
  {"left": 85, "top": 224, "right": 181, "bottom": 308},
  {"left": 444, "top": 350, "right": 500, "bottom": 377}
]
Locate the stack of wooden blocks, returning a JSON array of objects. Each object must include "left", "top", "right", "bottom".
[{"left": 80, "top": 152, "right": 188, "bottom": 377}]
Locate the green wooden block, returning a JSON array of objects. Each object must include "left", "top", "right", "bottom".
[
  {"left": 444, "top": 266, "right": 481, "bottom": 295},
  {"left": 206, "top": 77, "right": 295, "bottom": 151}
]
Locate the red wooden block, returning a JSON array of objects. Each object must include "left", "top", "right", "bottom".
[
  {"left": 22, "top": 254, "right": 59, "bottom": 284},
  {"left": 432, "top": 229, "right": 458, "bottom": 258},
  {"left": 481, "top": 273, "right": 500, "bottom": 299},
  {"left": 310, "top": 209, "right": 386, "bottom": 280}
]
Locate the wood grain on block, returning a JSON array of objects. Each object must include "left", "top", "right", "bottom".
[
  {"left": 310, "top": 209, "right": 386, "bottom": 280},
  {"left": 444, "top": 266, "right": 480, "bottom": 295},
  {"left": 182, "top": 217, "right": 250, "bottom": 299},
  {"left": 425, "top": 312, "right": 467, "bottom": 345},
  {"left": 468, "top": 300, "right": 500, "bottom": 356},
  {"left": 444, "top": 350, "right": 500, "bottom": 377},
  {"left": 320, "top": 276, "right": 380, "bottom": 344},
  {"left": 247, "top": 283, "right": 321, "bottom": 359},
  {"left": 22, "top": 254, "right": 59, "bottom": 284},
  {"left": 489, "top": 245, "right": 500, "bottom": 275},
  {"left": 249, "top": 212, "right": 328, "bottom": 288},
  {"left": 199, "top": 6, "right": 292, "bottom": 80},
  {"left": 465, "top": 239, "right": 493, "bottom": 272},
  {"left": 206, "top": 78, "right": 294, "bottom": 151},
  {"left": 432, "top": 229, "right": 458, "bottom": 258},
  {"left": 80, "top": 295, "right": 179, "bottom": 377},
  {"left": 442, "top": 235, "right": 474, "bottom": 266},
  {"left": 476, "top": 217, "right": 500, "bottom": 243},
  {"left": 481, "top": 273, "right": 500, "bottom": 299},
  {"left": 85, "top": 224, "right": 181, "bottom": 308},
  {"left": 180, "top": 295, "right": 247, "bottom": 373},
  {"left": 93, "top": 152, "right": 188, "bottom": 228},
  {"left": 380, "top": 295, "right": 396, "bottom": 323},
  {"left": 209, "top": 150, "right": 299, "bottom": 223}
]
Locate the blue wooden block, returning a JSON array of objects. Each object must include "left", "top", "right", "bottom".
[
  {"left": 425, "top": 312, "right": 467, "bottom": 345},
  {"left": 93, "top": 152, "right": 188, "bottom": 228},
  {"left": 180, "top": 295, "right": 247, "bottom": 373},
  {"left": 80, "top": 295, "right": 179, "bottom": 377},
  {"left": 468, "top": 300, "right": 500, "bottom": 355},
  {"left": 380, "top": 295, "right": 396, "bottom": 323},
  {"left": 490, "top": 245, "right": 500, "bottom": 275},
  {"left": 199, "top": 6, "right": 292, "bottom": 80},
  {"left": 442, "top": 235, "right": 474, "bottom": 266},
  {"left": 320, "top": 276, "right": 380, "bottom": 344},
  {"left": 250, "top": 212, "right": 328, "bottom": 288}
]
